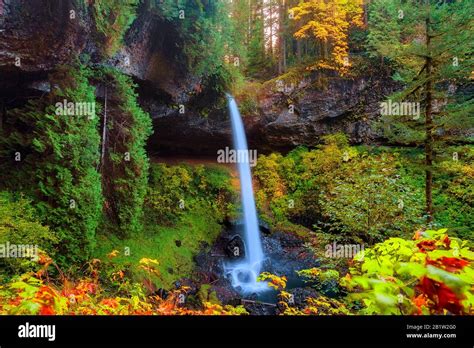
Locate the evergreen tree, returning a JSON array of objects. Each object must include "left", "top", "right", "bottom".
[{"left": 368, "top": 0, "right": 474, "bottom": 221}]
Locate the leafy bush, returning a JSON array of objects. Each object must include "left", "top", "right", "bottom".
[
  {"left": 95, "top": 163, "right": 235, "bottom": 289},
  {"left": 145, "top": 163, "right": 235, "bottom": 226},
  {"left": 0, "top": 192, "right": 57, "bottom": 275},
  {"left": 342, "top": 229, "right": 474, "bottom": 315},
  {"left": 318, "top": 152, "right": 423, "bottom": 243},
  {"left": 258, "top": 272, "right": 351, "bottom": 315},
  {"left": 435, "top": 146, "right": 474, "bottom": 239},
  {"left": 254, "top": 134, "right": 424, "bottom": 242},
  {"left": 297, "top": 268, "right": 342, "bottom": 296}
]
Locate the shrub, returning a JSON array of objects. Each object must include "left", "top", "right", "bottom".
[
  {"left": 0, "top": 192, "right": 57, "bottom": 275},
  {"left": 145, "top": 163, "right": 235, "bottom": 226},
  {"left": 254, "top": 134, "right": 424, "bottom": 242},
  {"left": 342, "top": 229, "right": 474, "bottom": 315}
]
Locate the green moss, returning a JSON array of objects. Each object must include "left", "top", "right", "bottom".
[
  {"left": 262, "top": 66, "right": 311, "bottom": 92},
  {"left": 94, "top": 205, "right": 222, "bottom": 289}
]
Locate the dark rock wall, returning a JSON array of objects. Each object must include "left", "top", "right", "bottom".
[{"left": 149, "top": 71, "right": 399, "bottom": 155}]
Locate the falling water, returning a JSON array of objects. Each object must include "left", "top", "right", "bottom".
[{"left": 225, "top": 94, "right": 267, "bottom": 294}]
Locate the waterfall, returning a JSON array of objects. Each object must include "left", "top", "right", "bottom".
[{"left": 225, "top": 94, "right": 267, "bottom": 294}]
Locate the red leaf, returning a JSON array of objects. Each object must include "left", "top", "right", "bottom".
[
  {"left": 417, "top": 240, "right": 436, "bottom": 252},
  {"left": 39, "top": 305, "right": 55, "bottom": 315},
  {"left": 427, "top": 257, "right": 469, "bottom": 273},
  {"left": 417, "top": 277, "right": 464, "bottom": 314}
]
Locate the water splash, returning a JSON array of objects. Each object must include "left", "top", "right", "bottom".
[{"left": 224, "top": 94, "right": 268, "bottom": 294}]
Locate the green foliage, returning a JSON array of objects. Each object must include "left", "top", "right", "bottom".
[
  {"left": 318, "top": 152, "right": 423, "bottom": 243},
  {"left": 95, "top": 163, "right": 235, "bottom": 289},
  {"left": 368, "top": 0, "right": 474, "bottom": 220},
  {"left": 92, "top": 0, "right": 139, "bottom": 56},
  {"left": 388, "top": 146, "right": 474, "bottom": 239},
  {"left": 342, "top": 229, "right": 474, "bottom": 315},
  {"left": 146, "top": 163, "right": 235, "bottom": 226},
  {"left": 0, "top": 64, "right": 103, "bottom": 265},
  {"left": 297, "top": 268, "right": 341, "bottom": 296},
  {"left": 246, "top": 13, "right": 265, "bottom": 77},
  {"left": 146, "top": 164, "right": 192, "bottom": 225},
  {"left": 0, "top": 192, "right": 57, "bottom": 275},
  {"left": 254, "top": 134, "right": 424, "bottom": 243},
  {"left": 435, "top": 147, "right": 474, "bottom": 239},
  {"left": 255, "top": 136, "right": 473, "bottom": 244},
  {"left": 155, "top": 0, "right": 240, "bottom": 83},
  {"left": 96, "top": 199, "right": 225, "bottom": 291},
  {"left": 98, "top": 68, "right": 153, "bottom": 237}
]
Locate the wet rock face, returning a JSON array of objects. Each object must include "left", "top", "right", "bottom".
[
  {"left": 0, "top": 0, "right": 198, "bottom": 114},
  {"left": 0, "top": 0, "right": 89, "bottom": 76},
  {"left": 248, "top": 73, "right": 399, "bottom": 152},
  {"left": 115, "top": 5, "right": 199, "bottom": 105},
  {"left": 262, "top": 231, "right": 319, "bottom": 276},
  {"left": 225, "top": 235, "right": 245, "bottom": 259},
  {"left": 146, "top": 109, "right": 233, "bottom": 156},
  {"left": 0, "top": 0, "right": 92, "bottom": 105},
  {"left": 147, "top": 71, "right": 400, "bottom": 155}
]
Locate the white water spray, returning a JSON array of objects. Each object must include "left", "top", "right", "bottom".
[{"left": 225, "top": 94, "right": 267, "bottom": 294}]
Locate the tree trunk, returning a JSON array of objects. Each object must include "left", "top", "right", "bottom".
[
  {"left": 425, "top": 15, "right": 434, "bottom": 222},
  {"left": 364, "top": 0, "right": 370, "bottom": 26},
  {"left": 261, "top": 1, "right": 265, "bottom": 60},
  {"left": 269, "top": 0, "right": 273, "bottom": 57},
  {"left": 0, "top": 101, "right": 4, "bottom": 131},
  {"left": 278, "top": 0, "right": 286, "bottom": 74},
  {"left": 296, "top": 39, "right": 302, "bottom": 62},
  {"left": 100, "top": 85, "right": 108, "bottom": 168},
  {"left": 248, "top": 0, "right": 252, "bottom": 47}
]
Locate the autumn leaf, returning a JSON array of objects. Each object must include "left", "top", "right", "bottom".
[{"left": 107, "top": 250, "right": 119, "bottom": 258}]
